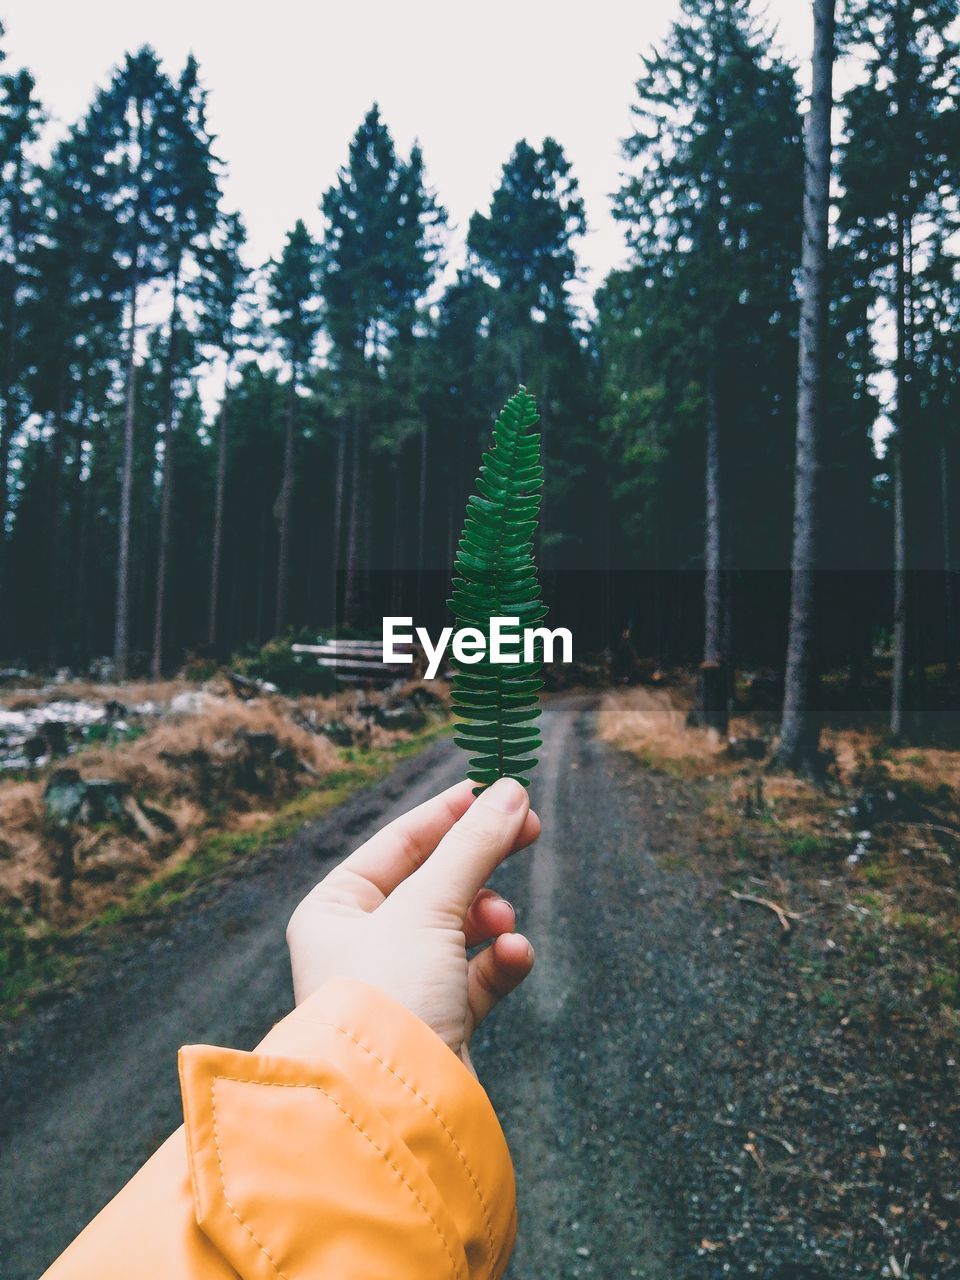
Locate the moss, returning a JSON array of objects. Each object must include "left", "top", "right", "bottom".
[
  {"left": 931, "top": 965, "right": 960, "bottom": 1008},
  {"left": 862, "top": 861, "right": 896, "bottom": 887},
  {"left": 0, "top": 911, "right": 74, "bottom": 1020},
  {"left": 784, "top": 832, "right": 828, "bottom": 859}
]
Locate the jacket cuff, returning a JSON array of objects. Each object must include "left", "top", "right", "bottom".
[{"left": 181, "top": 978, "right": 516, "bottom": 1279}]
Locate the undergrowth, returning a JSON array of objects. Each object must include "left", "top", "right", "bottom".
[{"left": 0, "top": 722, "right": 447, "bottom": 1022}]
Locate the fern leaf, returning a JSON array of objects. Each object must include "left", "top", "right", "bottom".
[{"left": 447, "top": 387, "right": 544, "bottom": 793}]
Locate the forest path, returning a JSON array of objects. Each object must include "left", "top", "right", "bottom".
[{"left": 2, "top": 696, "right": 789, "bottom": 1279}]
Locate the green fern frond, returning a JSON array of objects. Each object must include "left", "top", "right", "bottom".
[{"left": 448, "top": 387, "right": 545, "bottom": 794}]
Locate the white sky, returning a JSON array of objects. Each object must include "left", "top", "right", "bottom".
[{"left": 1, "top": 0, "right": 816, "bottom": 306}]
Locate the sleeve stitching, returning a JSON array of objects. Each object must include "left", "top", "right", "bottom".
[
  {"left": 208, "top": 1073, "right": 465, "bottom": 1280},
  {"left": 324, "top": 1021, "right": 498, "bottom": 1268}
]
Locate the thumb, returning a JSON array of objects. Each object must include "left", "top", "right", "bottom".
[{"left": 388, "top": 777, "right": 530, "bottom": 922}]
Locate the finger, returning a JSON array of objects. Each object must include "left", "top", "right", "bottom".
[
  {"left": 464, "top": 889, "right": 515, "bottom": 949},
  {"left": 515, "top": 807, "right": 541, "bottom": 852},
  {"left": 321, "top": 780, "right": 476, "bottom": 907},
  {"left": 388, "top": 777, "right": 530, "bottom": 920},
  {"left": 467, "top": 932, "right": 535, "bottom": 1031}
]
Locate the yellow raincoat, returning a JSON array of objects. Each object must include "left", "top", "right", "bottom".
[{"left": 42, "top": 978, "right": 516, "bottom": 1279}]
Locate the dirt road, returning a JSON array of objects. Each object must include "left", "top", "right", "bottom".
[{"left": 0, "top": 697, "right": 943, "bottom": 1278}]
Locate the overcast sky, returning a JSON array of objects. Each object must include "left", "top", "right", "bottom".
[{"left": 2, "top": 0, "right": 815, "bottom": 303}]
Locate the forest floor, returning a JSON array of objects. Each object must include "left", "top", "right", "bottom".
[
  {"left": 0, "top": 688, "right": 957, "bottom": 1279},
  {"left": 0, "top": 672, "right": 450, "bottom": 1017}
]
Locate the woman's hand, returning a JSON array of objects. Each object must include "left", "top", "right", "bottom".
[{"left": 286, "top": 777, "right": 540, "bottom": 1073}]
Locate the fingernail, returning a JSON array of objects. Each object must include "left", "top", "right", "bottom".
[{"left": 482, "top": 777, "right": 526, "bottom": 813}]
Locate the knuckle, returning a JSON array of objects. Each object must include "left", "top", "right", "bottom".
[{"left": 458, "top": 804, "right": 509, "bottom": 849}]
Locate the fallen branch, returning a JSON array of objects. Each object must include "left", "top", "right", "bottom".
[
  {"left": 756, "top": 1129, "right": 798, "bottom": 1156},
  {"left": 890, "top": 819, "right": 959, "bottom": 844},
  {"left": 729, "top": 889, "right": 809, "bottom": 931}
]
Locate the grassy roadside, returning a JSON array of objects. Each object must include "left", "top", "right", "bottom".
[
  {"left": 0, "top": 722, "right": 449, "bottom": 1022},
  {"left": 598, "top": 681, "right": 960, "bottom": 1027}
]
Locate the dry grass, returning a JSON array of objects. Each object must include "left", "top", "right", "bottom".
[
  {"left": 0, "top": 679, "right": 189, "bottom": 712},
  {"left": 597, "top": 685, "right": 727, "bottom": 774},
  {"left": 0, "top": 685, "right": 439, "bottom": 929},
  {"left": 600, "top": 681, "right": 960, "bottom": 1030}
]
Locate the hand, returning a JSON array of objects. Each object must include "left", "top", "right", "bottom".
[{"left": 286, "top": 777, "right": 540, "bottom": 1073}]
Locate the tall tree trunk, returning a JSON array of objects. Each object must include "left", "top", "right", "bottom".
[
  {"left": 151, "top": 270, "right": 183, "bottom": 679},
  {"left": 343, "top": 420, "right": 362, "bottom": 626},
  {"left": 698, "top": 356, "right": 727, "bottom": 734},
  {"left": 255, "top": 507, "right": 267, "bottom": 642},
  {"left": 392, "top": 461, "right": 404, "bottom": 615},
  {"left": 415, "top": 422, "right": 427, "bottom": 617},
  {"left": 0, "top": 147, "right": 25, "bottom": 618},
  {"left": 275, "top": 371, "right": 298, "bottom": 634},
  {"left": 74, "top": 393, "right": 93, "bottom": 664},
  {"left": 890, "top": 211, "right": 909, "bottom": 739},
  {"left": 703, "top": 358, "right": 722, "bottom": 667},
  {"left": 46, "top": 388, "right": 68, "bottom": 669},
  {"left": 776, "top": 0, "right": 836, "bottom": 771},
  {"left": 207, "top": 385, "right": 231, "bottom": 649},
  {"left": 329, "top": 424, "right": 346, "bottom": 628},
  {"left": 113, "top": 264, "right": 140, "bottom": 679},
  {"left": 941, "top": 438, "right": 956, "bottom": 673}
]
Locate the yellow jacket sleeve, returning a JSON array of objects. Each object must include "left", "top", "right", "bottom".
[{"left": 41, "top": 978, "right": 517, "bottom": 1280}]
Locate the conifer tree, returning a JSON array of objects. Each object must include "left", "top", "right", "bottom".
[
  {"left": 614, "top": 0, "right": 803, "bottom": 725},
  {"left": 150, "top": 55, "right": 220, "bottom": 676},
  {"left": 319, "top": 105, "right": 445, "bottom": 622},
  {"left": 776, "top": 0, "right": 838, "bottom": 772},
  {"left": 201, "top": 210, "right": 251, "bottom": 648},
  {"left": 0, "top": 53, "right": 43, "bottom": 610},
  {"left": 92, "top": 48, "right": 179, "bottom": 676},
  {"left": 839, "top": 0, "right": 960, "bottom": 736},
  {"left": 268, "top": 219, "right": 320, "bottom": 632},
  {"left": 467, "top": 138, "right": 592, "bottom": 568}
]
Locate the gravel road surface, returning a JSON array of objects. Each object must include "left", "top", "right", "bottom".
[{"left": 1, "top": 696, "right": 932, "bottom": 1278}]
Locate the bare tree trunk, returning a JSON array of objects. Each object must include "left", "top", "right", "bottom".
[
  {"left": 698, "top": 356, "right": 727, "bottom": 734},
  {"left": 113, "top": 266, "right": 140, "bottom": 679},
  {"left": 255, "top": 507, "right": 267, "bottom": 643},
  {"left": 392, "top": 461, "right": 404, "bottom": 615},
  {"left": 777, "top": 0, "right": 836, "bottom": 771},
  {"left": 343, "top": 421, "right": 361, "bottom": 626},
  {"left": 0, "top": 147, "right": 25, "bottom": 616},
  {"left": 941, "top": 439, "right": 955, "bottom": 673},
  {"left": 415, "top": 422, "right": 427, "bottom": 616},
  {"left": 74, "top": 395, "right": 93, "bottom": 663},
  {"left": 151, "top": 273, "right": 182, "bottom": 679},
  {"left": 274, "top": 372, "right": 297, "bottom": 633},
  {"left": 207, "top": 385, "right": 230, "bottom": 648},
  {"left": 703, "top": 359, "right": 722, "bottom": 667},
  {"left": 329, "top": 424, "right": 346, "bottom": 628},
  {"left": 890, "top": 212, "right": 909, "bottom": 739},
  {"left": 46, "top": 389, "right": 68, "bottom": 669}
]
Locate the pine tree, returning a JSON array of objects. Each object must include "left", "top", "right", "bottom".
[
  {"left": 200, "top": 210, "right": 251, "bottom": 648},
  {"left": 614, "top": 0, "right": 803, "bottom": 725},
  {"left": 268, "top": 219, "right": 320, "bottom": 633},
  {"left": 467, "top": 138, "right": 594, "bottom": 568},
  {"left": 0, "top": 54, "right": 43, "bottom": 610},
  {"left": 319, "top": 105, "right": 445, "bottom": 623},
  {"left": 22, "top": 111, "right": 125, "bottom": 664},
  {"left": 839, "top": 0, "right": 960, "bottom": 736},
  {"left": 776, "top": 0, "right": 838, "bottom": 772},
  {"left": 93, "top": 47, "right": 179, "bottom": 676},
  {"left": 150, "top": 55, "right": 220, "bottom": 677}
]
